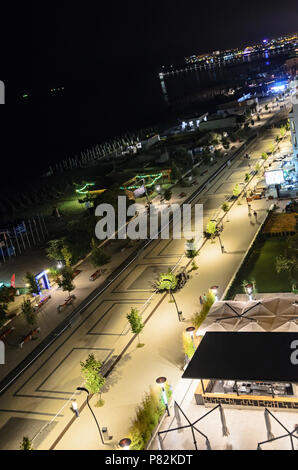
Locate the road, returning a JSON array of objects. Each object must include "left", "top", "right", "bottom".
[{"left": 0, "top": 100, "right": 292, "bottom": 450}]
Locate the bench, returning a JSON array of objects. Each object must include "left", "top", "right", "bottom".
[
  {"left": 89, "top": 269, "right": 102, "bottom": 281},
  {"left": 72, "top": 269, "right": 82, "bottom": 279},
  {"left": 0, "top": 327, "right": 15, "bottom": 342},
  {"left": 57, "top": 295, "right": 76, "bottom": 312},
  {"left": 19, "top": 327, "right": 41, "bottom": 348},
  {"left": 34, "top": 295, "right": 51, "bottom": 311}
]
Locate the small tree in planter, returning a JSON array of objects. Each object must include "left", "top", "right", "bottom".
[
  {"left": 245, "top": 173, "right": 251, "bottom": 183},
  {"left": 261, "top": 152, "right": 268, "bottom": 161},
  {"left": 90, "top": 239, "right": 111, "bottom": 268},
  {"left": 21, "top": 300, "right": 37, "bottom": 328},
  {"left": 0, "top": 303, "right": 8, "bottom": 328},
  {"left": 206, "top": 220, "right": 217, "bottom": 242},
  {"left": 20, "top": 437, "right": 34, "bottom": 450},
  {"left": 57, "top": 267, "right": 75, "bottom": 299},
  {"left": 255, "top": 163, "right": 261, "bottom": 174},
  {"left": 221, "top": 202, "right": 230, "bottom": 222},
  {"left": 185, "top": 238, "right": 199, "bottom": 270},
  {"left": 127, "top": 308, "right": 145, "bottom": 348},
  {"left": 80, "top": 354, "right": 106, "bottom": 407},
  {"left": 25, "top": 272, "right": 39, "bottom": 296},
  {"left": 232, "top": 184, "right": 241, "bottom": 199}
]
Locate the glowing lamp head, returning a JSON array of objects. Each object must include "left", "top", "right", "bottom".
[
  {"left": 186, "top": 326, "right": 196, "bottom": 337},
  {"left": 119, "top": 438, "right": 131, "bottom": 450},
  {"left": 156, "top": 376, "right": 167, "bottom": 387},
  {"left": 210, "top": 285, "right": 219, "bottom": 296},
  {"left": 245, "top": 283, "right": 253, "bottom": 295}
]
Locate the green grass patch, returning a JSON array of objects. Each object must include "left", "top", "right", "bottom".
[{"left": 227, "top": 237, "right": 291, "bottom": 298}]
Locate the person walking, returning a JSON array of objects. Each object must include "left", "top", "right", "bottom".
[
  {"left": 253, "top": 210, "right": 258, "bottom": 221},
  {"left": 72, "top": 399, "right": 79, "bottom": 418},
  {"left": 203, "top": 293, "right": 207, "bottom": 303},
  {"left": 199, "top": 295, "right": 203, "bottom": 305}
]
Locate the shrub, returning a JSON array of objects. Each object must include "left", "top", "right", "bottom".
[
  {"left": 182, "top": 332, "right": 195, "bottom": 359},
  {"left": 192, "top": 291, "right": 215, "bottom": 328},
  {"left": 128, "top": 385, "right": 172, "bottom": 450}
]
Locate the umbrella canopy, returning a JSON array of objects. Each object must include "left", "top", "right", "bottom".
[
  {"left": 207, "top": 301, "right": 245, "bottom": 319},
  {"left": 197, "top": 322, "right": 227, "bottom": 336},
  {"left": 238, "top": 321, "right": 266, "bottom": 332},
  {"left": 262, "top": 297, "right": 298, "bottom": 316},
  {"left": 274, "top": 320, "right": 298, "bottom": 332},
  {"left": 241, "top": 301, "right": 276, "bottom": 319}
]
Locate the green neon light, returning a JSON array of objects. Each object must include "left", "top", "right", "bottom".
[
  {"left": 121, "top": 173, "right": 163, "bottom": 190},
  {"left": 76, "top": 182, "right": 96, "bottom": 195}
]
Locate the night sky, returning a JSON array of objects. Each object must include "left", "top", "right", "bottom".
[{"left": 1, "top": 0, "right": 297, "bottom": 188}]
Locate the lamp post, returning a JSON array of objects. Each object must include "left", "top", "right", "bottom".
[
  {"left": 186, "top": 326, "right": 196, "bottom": 348},
  {"left": 156, "top": 377, "right": 170, "bottom": 416},
  {"left": 76, "top": 387, "right": 106, "bottom": 446},
  {"left": 119, "top": 438, "right": 131, "bottom": 450},
  {"left": 210, "top": 285, "right": 219, "bottom": 302},
  {"left": 244, "top": 283, "right": 254, "bottom": 301},
  {"left": 164, "top": 278, "right": 184, "bottom": 322},
  {"left": 217, "top": 233, "right": 225, "bottom": 254}
]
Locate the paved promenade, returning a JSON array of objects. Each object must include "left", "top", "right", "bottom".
[{"left": 0, "top": 102, "right": 293, "bottom": 450}]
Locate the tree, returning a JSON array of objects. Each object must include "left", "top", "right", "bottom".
[
  {"left": 57, "top": 267, "right": 75, "bottom": 298},
  {"left": 80, "top": 354, "right": 106, "bottom": 404},
  {"left": 164, "top": 189, "right": 172, "bottom": 203},
  {"left": 90, "top": 239, "right": 111, "bottom": 268},
  {"left": 232, "top": 184, "right": 241, "bottom": 198},
  {"left": 61, "top": 245, "right": 72, "bottom": 268},
  {"left": 185, "top": 238, "right": 199, "bottom": 270},
  {"left": 0, "top": 304, "right": 8, "bottom": 328},
  {"left": 25, "top": 272, "right": 39, "bottom": 296},
  {"left": 46, "top": 238, "right": 66, "bottom": 263},
  {"left": 155, "top": 270, "right": 177, "bottom": 292},
  {"left": 221, "top": 202, "right": 230, "bottom": 222},
  {"left": 245, "top": 173, "right": 250, "bottom": 183},
  {"left": 254, "top": 163, "right": 261, "bottom": 173},
  {"left": 0, "top": 286, "right": 15, "bottom": 305},
  {"left": 20, "top": 437, "right": 33, "bottom": 450},
  {"left": 21, "top": 300, "right": 37, "bottom": 327},
  {"left": 261, "top": 152, "right": 268, "bottom": 161},
  {"left": 206, "top": 220, "right": 217, "bottom": 240},
  {"left": 127, "top": 308, "right": 144, "bottom": 348},
  {"left": 269, "top": 143, "right": 275, "bottom": 154}
]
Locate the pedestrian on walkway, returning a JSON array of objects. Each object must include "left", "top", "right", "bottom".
[
  {"left": 199, "top": 295, "right": 203, "bottom": 305},
  {"left": 72, "top": 399, "right": 79, "bottom": 418},
  {"left": 203, "top": 293, "right": 207, "bottom": 303},
  {"left": 253, "top": 210, "right": 258, "bottom": 220}
]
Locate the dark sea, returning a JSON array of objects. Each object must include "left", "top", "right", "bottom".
[{"left": 0, "top": 49, "right": 292, "bottom": 190}]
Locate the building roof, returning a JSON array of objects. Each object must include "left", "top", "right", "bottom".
[
  {"left": 197, "top": 297, "right": 298, "bottom": 334},
  {"left": 182, "top": 332, "right": 298, "bottom": 383}
]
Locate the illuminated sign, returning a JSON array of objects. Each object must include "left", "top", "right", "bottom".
[{"left": 265, "top": 170, "right": 285, "bottom": 186}]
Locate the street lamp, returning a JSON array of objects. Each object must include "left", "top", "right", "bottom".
[
  {"left": 244, "top": 283, "right": 254, "bottom": 301},
  {"left": 210, "top": 285, "right": 219, "bottom": 302},
  {"left": 164, "top": 278, "right": 184, "bottom": 322},
  {"left": 119, "top": 438, "right": 131, "bottom": 450},
  {"left": 76, "top": 387, "right": 107, "bottom": 446},
  {"left": 156, "top": 377, "right": 170, "bottom": 416},
  {"left": 186, "top": 326, "right": 196, "bottom": 348}
]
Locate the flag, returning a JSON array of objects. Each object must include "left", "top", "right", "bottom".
[
  {"left": 11, "top": 274, "right": 15, "bottom": 288},
  {"left": 15, "top": 223, "right": 26, "bottom": 234}
]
